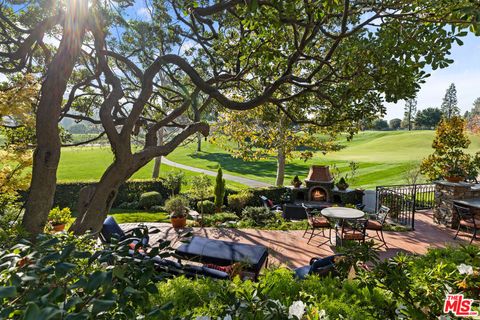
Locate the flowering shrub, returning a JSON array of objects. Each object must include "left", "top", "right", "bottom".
[{"left": 357, "top": 244, "right": 480, "bottom": 319}]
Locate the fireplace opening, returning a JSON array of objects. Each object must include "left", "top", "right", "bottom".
[{"left": 310, "top": 187, "right": 327, "bottom": 202}]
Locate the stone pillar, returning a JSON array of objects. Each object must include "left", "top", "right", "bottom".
[{"left": 434, "top": 181, "right": 480, "bottom": 228}]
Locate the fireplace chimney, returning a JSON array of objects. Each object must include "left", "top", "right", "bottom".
[{"left": 305, "top": 165, "right": 333, "bottom": 184}]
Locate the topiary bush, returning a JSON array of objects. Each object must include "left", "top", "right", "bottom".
[
  {"left": 164, "top": 195, "right": 189, "bottom": 218},
  {"left": 227, "top": 191, "right": 254, "bottom": 215},
  {"left": 197, "top": 200, "right": 215, "bottom": 214},
  {"left": 139, "top": 191, "right": 163, "bottom": 210}
]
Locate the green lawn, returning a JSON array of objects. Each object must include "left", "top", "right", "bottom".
[
  {"left": 109, "top": 209, "right": 170, "bottom": 224},
  {"left": 57, "top": 146, "right": 247, "bottom": 190},
  {"left": 165, "top": 130, "right": 480, "bottom": 189}
]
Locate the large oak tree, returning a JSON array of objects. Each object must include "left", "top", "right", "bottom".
[{"left": 0, "top": 0, "right": 478, "bottom": 235}]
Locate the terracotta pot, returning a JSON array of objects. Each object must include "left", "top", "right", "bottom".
[
  {"left": 445, "top": 176, "right": 464, "bottom": 183},
  {"left": 52, "top": 224, "right": 66, "bottom": 232},
  {"left": 171, "top": 216, "right": 187, "bottom": 228}
]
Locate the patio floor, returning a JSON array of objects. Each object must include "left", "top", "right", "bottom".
[{"left": 121, "top": 210, "right": 476, "bottom": 269}]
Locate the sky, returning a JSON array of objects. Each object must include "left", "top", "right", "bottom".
[{"left": 384, "top": 34, "right": 480, "bottom": 120}]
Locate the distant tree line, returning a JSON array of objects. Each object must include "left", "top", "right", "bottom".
[{"left": 369, "top": 83, "right": 479, "bottom": 131}]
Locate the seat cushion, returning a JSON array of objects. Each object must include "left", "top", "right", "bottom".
[
  {"left": 101, "top": 216, "right": 125, "bottom": 242},
  {"left": 309, "top": 217, "right": 330, "bottom": 227},
  {"left": 294, "top": 265, "right": 311, "bottom": 279},
  {"left": 460, "top": 220, "right": 478, "bottom": 229},
  {"left": 366, "top": 220, "right": 382, "bottom": 230},
  {"left": 342, "top": 231, "right": 364, "bottom": 240}
]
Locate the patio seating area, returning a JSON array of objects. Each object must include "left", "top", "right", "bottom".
[{"left": 121, "top": 209, "right": 465, "bottom": 269}]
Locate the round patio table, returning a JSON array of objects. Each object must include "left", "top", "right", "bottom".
[
  {"left": 321, "top": 207, "right": 365, "bottom": 220},
  {"left": 321, "top": 207, "right": 365, "bottom": 246}
]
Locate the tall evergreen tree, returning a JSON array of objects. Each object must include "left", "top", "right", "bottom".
[
  {"left": 441, "top": 83, "right": 460, "bottom": 119},
  {"left": 214, "top": 167, "right": 226, "bottom": 212},
  {"left": 404, "top": 98, "right": 417, "bottom": 130}
]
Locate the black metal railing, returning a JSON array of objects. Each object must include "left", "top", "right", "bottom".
[{"left": 375, "top": 183, "right": 435, "bottom": 230}]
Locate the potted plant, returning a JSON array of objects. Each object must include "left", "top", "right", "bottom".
[
  {"left": 165, "top": 195, "right": 189, "bottom": 228},
  {"left": 332, "top": 162, "right": 358, "bottom": 191},
  {"left": 48, "top": 206, "right": 72, "bottom": 232},
  {"left": 335, "top": 177, "right": 349, "bottom": 191},
  {"left": 444, "top": 164, "right": 466, "bottom": 183},
  {"left": 291, "top": 176, "right": 302, "bottom": 188}
]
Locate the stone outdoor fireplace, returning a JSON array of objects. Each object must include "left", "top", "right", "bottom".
[
  {"left": 304, "top": 165, "right": 334, "bottom": 202},
  {"left": 284, "top": 164, "right": 364, "bottom": 220},
  {"left": 434, "top": 181, "right": 480, "bottom": 227},
  {"left": 309, "top": 186, "right": 328, "bottom": 202}
]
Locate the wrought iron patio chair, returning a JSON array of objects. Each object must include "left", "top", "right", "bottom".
[
  {"left": 302, "top": 203, "right": 331, "bottom": 245},
  {"left": 338, "top": 218, "right": 368, "bottom": 246},
  {"left": 366, "top": 205, "right": 390, "bottom": 248},
  {"left": 453, "top": 204, "right": 479, "bottom": 244}
]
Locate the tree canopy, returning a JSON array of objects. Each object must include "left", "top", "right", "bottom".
[{"left": 414, "top": 107, "right": 443, "bottom": 129}]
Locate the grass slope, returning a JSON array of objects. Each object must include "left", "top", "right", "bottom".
[
  {"left": 165, "top": 130, "right": 480, "bottom": 189},
  {"left": 57, "top": 147, "right": 247, "bottom": 190}
]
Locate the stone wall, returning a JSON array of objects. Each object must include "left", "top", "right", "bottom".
[{"left": 434, "top": 181, "right": 480, "bottom": 227}]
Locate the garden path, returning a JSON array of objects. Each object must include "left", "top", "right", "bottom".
[
  {"left": 162, "top": 157, "right": 271, "bottom": 188},
  {"left": 122, "top": 210, "right": 472, "bottom": 269}
]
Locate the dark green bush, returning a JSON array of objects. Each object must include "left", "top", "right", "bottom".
[
  {"left": 139, "top": 191, "right": 163, "bottom": 209},
  {"left": 240, "top": 206, "right": 275, "bottom": 226},
  {"left": 197, "top": 199, "right": 215, "bottom": 214},
  {"left": 244, "top": 187, "right": 287, "bottom": 207}
]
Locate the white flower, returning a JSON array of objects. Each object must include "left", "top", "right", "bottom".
[
  {"left": 223, "top": 315, "right": 233, "bottom": 320},
  {"left": 444, "top": 284, "right": 453, "bottom": 294},
  {"left": 318, "top": 309, "right": 328, "bottom": 320},
  {"left": 457, "top": 263, "right": 474, "bottom": 275},
  {"left": 288, "top": 300, "right": 306, "bottom": 319}
]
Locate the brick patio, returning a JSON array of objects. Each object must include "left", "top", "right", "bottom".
[{"left": 121, "top": 210, "right": 475, "bottom": 269}]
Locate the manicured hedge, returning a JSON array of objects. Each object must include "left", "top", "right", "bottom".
[
  {"left": 53, "top": 179, "right": 174, "bottom": 211},
  {"left": 244, "top": 186, "right": 288, "bottom": 206}
]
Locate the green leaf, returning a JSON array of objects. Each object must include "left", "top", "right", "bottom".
[
  {"left": 23, "top": 303, "right": 40, "bottom": 320},
  {"left": 0, "top": 286, "right": 17, "bottom": 298},
  {"left": 91, "top": 299, "right": 116, "bottom": 315},
  {"left": 55, "top": 262, "right": 77, "bottom": 276}
]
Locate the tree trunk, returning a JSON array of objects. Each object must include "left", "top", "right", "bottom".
[
  {"left": 152, "top": 128, "right": 164, "bottom": 178},
  {"left": 197, "top": 132, "right": 202, "bottom": 152},
  {"left": 276, "top": 147, "right": 286, "bottom": 187},
  {"left": 69, "top": 160, "right": 132, "bottom": 235},
  {"left": 275, "top": 114, "right": 286, "bottom": 187},
  {"left": 22, "top": 1, "right": 87, "bottom": 235}
]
